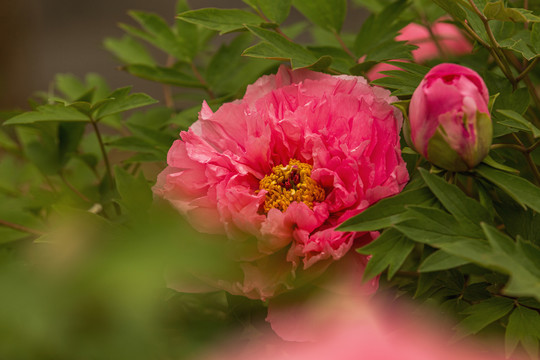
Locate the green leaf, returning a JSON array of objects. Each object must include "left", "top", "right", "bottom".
[
  {"left": 418, "top": 168, "right": 492, "bottom": 228},
  {"left": 16, "top": 126, "right": 62, "bottom": 175},
  {"left": 456, "top": 297, "right": 514, "bottom": 339},
  {"left": 127, "top": 106, "right": 174, "bottom": 128},
  {"left": 244, "top": 25, "right": 323, "bottom": 69},
  {"left": 253, "top": 0, "right": 292, "bottom": 24},
  {"left": 370, "top": 62, "right": 429, "bottom": 96},
  {"left": 496, "top": 109, "right": 540, "bottom": 138},
  {"left": 0, "top": 129, "right": 18, "bottom": 151},
  {"left": 415, "top": 272, "right": 440, "bottom": 299},
  {"left": 463, "top": 282, "right": 492, "bottom": 302},
  {"left": 351, "top": 0, "right": 395, "bottom": 13},
  {"left": 431, "top": 0, "right": 467, "bottom": 21},
  {"left": 506, "top": 306, "right": 540, "bottom": 358},
  {"left": 357, "top": 228, "right": 414, "bottom": 280},
  {"left": 481, "top": 224, "right": 540, "bottom": 300},
  {"left": 338, "top": 186, "right": 435, "bottom": 232},
  {"left": 55, "top": 74, "right": 88, "bottom": 101},
  {"left": 308, "top": 46, "right": 356, "bottom": 73},
  {"left": 532, "top": 22, "right": 540, "bottom": 52},
  {"left": 242, "top": 42, "right": 289, "bottom": 60},
  {"left": 292, "top": 0, "right": 346, "bottom": 33},
  {"left": 206, "top": 33, "right": 253, "bottom": 89},
  {"left": 174, "top": 0, "right": 200, "bottom": 60},
  {"left": 121, "top": 11, "right": 194, "bottom": 61},
  {"left": 353, "top": 0, "right": 411, "bottom": 60},
  {"left": 93, "top": 87, "right": 158, "bottom": 120},
  {"left": 394, "top": 207, "right": 494, "bottom": 268},
  {"left": 0, "top": 197, "right": 46, "bottom": 243},
  {"left": 400, "top": 205, "right": 476, "bottom": 238},
  {"left": 104, "top": 35, "right": 156, "bottom": 66},
  {"left": 493, "top": 85, "right": 530, "bottom": 115},
  {"left": 280, "top": 21, "right": 309, "bottom": 39},
  {"left": 496, "top": 200, "right": 540, "bottom": 245},
  {"left": 481, "top": 155, "right": 520, "bottom": 174},
  {"left": 484, "top": 0, "right": 540, "bottom": 22},
  {"left": 107, "top": 137, "right": 164, "bottom": 157},
  {"left": 3, "top": 104, "right": 89, "bottom": 125},
  {"left": 499, "top": 30, "right": 539, "bottom": 60},
  {"left": 123, "top": 64, "right": 203, "bottom": 88},
  {"left": 58, "top": 123, "right": 86, "bottom": 166},
  {"left": 419, "top": 250, "right": 470, "bottom": 272},
  {"left": 476, "top": 164, "right": 540, "bottom": 212},
  {"left": 114, "top": 167, "right": 153, "bottom": 215},
  {"left": 349, "top": 61, "right": 378, "bottom": 75},
  {"left": 177, "top": 8, "right": 263, "bottom": 34},
  {"left": 124, "top": 152, "right": 165, "bottom": 163},
  {"left": 126, "top": 123, "right": 175, "bottom": 149}
]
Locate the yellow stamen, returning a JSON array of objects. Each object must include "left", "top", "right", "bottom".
[{"left": 258, "top": 159, "right": 325, "bottom": 213}]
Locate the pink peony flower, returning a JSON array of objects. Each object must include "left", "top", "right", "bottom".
[
  {"left": 367, "top": 19, "right": 473, "bottom": 81},
  {"left": 154, "top": 65, "right": 409, "bottom": 299},
  {"left": 404, "top": 20, "right": 473, "bottom": 62},
  {"left": 409, "top": 63, "right": 492, "bottom": 171}
]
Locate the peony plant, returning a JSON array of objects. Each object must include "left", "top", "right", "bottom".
[{"left": 0, "top": 0, "right": 540, "bottom": 359}]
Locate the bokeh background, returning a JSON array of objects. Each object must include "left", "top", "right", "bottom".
[
  {"left": 0, "top": 0, "right": 368, "bottom": 110},
  {"left": 1, "top": 0, "right": 185, "bottom": 109}
]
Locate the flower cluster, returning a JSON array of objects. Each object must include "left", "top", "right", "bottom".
[{"left": 154, "top": 66, "right": 409, "bottom": 299}]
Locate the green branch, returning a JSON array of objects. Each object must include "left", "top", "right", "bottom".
[
  {"left": 90, "top": 117, "right": 114, "bottom": 190},
  {"left": 0, "top": 219, "right": 44, "bottom": 236}
]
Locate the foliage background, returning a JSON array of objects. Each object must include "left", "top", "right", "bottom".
[{"left": 1, "top": 0, "right": 540, "bottom": 359}]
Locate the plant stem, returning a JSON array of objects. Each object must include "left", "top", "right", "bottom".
[
  {"left": 524, "top": 76, "right": 540, "bottom": 111},
  {"left": 459, "top": 20, "right": 514, "bottom": 81},
  {"left": 490, "top": 143, "right": 526, "bottom": 152},
  {"left": 274, "top": 26, "right": 294, "bottom": 42},
  {"left": 333, "top": 30, "right": 356, "bottom": 60},
  {"left": 90, "top": 117, "right": 114, "bottom": 190},
  {"left": 0, "top": 219, "right": 44, "bottom": 236},
  {"left": 512, "top": 132, "right": 525, "bottom": 146},
  {"left": 163, "top": 55, "right": 175, "bottom": 109},
  {"left": 528, "top": 140, "right": 540, "bottom": 152},
  {"left": 500, "top": 50, "right": 540, "bottom": 114},
  {"left": 327, "top": 68, "right": 343, "bottom": 75},
  {"left": 59, "top": 171, "right": 91, "bottom": 203},
  {"left": 41, "top": 172, "right": 58, "bottom": 193},
  {"left": 421, "top": 16, "right": 447, "bottom": 60},
  {"left": 129, "top": 162, "right": 141, "bottom": 176},
  {"left": 253, "top": 9, "right": 294, "bottom": 42},
  {"left": 466, "top": 0, "right": 516, "bottom": 87},
  {"left": 492, "top": 137, "right": 540, "bottom": 184},
  {"left": 525, "top": 152, "right": 540, "bottom": 185},
  {"left": 460, "top": 21, "right": 490, "bottom": 48},
  {"left": 191, "top": 62, "right": 215, "bottom": 100},
  {"left": 516, "top": 57, "right": 539, "bottom": 83}
]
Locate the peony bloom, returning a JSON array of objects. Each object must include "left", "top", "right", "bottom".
[
  {"left": 367, "top": 19, "right": 473, "bottom": 81},
  {"left": 404, "top": 20, "right": 473, "bottom": 62},
  {"left": 154, "top": 65, "right": 409, "bottom": 299},
  {"left": 409, "top": 63, "right": 492, "bottom": 171}
]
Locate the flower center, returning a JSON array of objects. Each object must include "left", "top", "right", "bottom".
[{"left": 258, "top": 159, "right": 325, "bottom": 213}]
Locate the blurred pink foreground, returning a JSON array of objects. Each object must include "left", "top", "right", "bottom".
[{"left": 198, "top": 293, "right": 523, "bottom": 360}]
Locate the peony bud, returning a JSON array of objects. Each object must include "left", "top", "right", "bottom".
[{"left": 409, "top": 63, "right": 492, "bottom": 171}]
